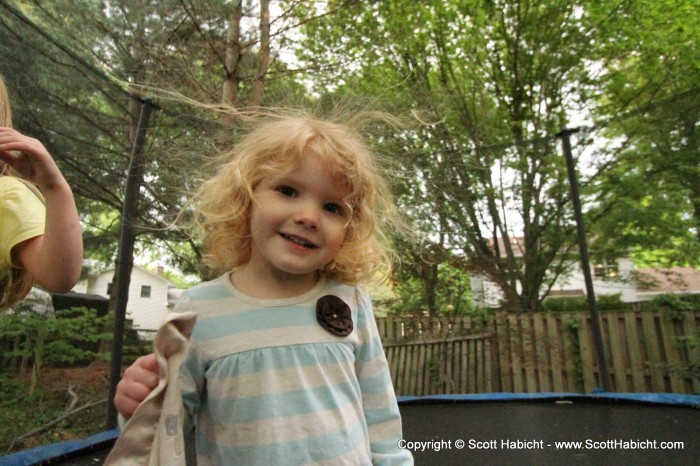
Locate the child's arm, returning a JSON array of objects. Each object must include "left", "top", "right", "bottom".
[
  {"left": 354, "top": 288, "right": 414, "bottom": 464},
  {"left": 0, "top": 127, "right": 83, "bottom": 292},
  {"left": 114, "top": 353, "right": 160, "bottom": 419}
]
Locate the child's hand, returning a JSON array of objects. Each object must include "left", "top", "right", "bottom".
[
  {"left": 114, "top": 354, "right": 160, "bottom": 419},
  {"left": 0, "top": 127, "right": 66, "bottom": 190}
]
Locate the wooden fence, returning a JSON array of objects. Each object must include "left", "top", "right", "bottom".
[
  {"left": 377, "top": 309, "right": 699, "bottom": 396},
  {"left": 2, "top": 308, "right": 697, "bottom": 396},
  {"left": 384, "top": 334, "right": 495, "bottom": 396}
]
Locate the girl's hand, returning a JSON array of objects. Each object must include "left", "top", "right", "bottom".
[
  {"left": 114, "top": 354, "right": 160, "bottom": 419},
  {"left": 1, "top": 127, "right": 82, "bottom": 292},
  {"left": 0, "top": 127, "right": 66, "bottom": 190}
]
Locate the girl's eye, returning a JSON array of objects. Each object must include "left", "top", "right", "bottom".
[
  {"left": 324, "top": 202, "right": 344, "bottom": 216},
  {"left": 275, "top": 185, "right": 297, "bottom": 197}
]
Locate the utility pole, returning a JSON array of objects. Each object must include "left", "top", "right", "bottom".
[
  {"left": 106, "top": 97, "right": 154, "bottom": 428},
  {"left": 557, "top": 128, "right": 612, "bottom": 392}
]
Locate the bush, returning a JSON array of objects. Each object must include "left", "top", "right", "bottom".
[
  {"left": 649, "top": 293, "right": 700, "bottom": 313},
  {"left": 388, "top": 263, "right": 474, "bottom": 316},
  {"left": 540, "top": 294, "right": 627, "bottom": 312},
  {"left": 0, "top": 307, "right": 111, "bottom": 371}
]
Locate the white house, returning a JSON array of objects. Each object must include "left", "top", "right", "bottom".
[
  {"left": 547, "top": 256, "right": 638, "bottom": 301},
  {"left": 470, "top": 237, "right": 700, "bottom": 308},
  {"left": 73, "top": 264, "right": 183, "bottom": 334}
]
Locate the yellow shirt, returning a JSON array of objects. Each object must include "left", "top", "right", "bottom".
[{"left": 0, "top": 176, "right": 45, "bottom": 269}]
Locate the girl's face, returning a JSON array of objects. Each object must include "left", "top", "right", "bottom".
[{"left": 246, "top": 158, "right": 350, "bottom": 286}]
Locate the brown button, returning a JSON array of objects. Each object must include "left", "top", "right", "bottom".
[{"left": 316, "top": 295, "right": 353, "bottom": 336}]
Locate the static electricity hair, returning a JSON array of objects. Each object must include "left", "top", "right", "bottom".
[
  {"left": 1, "top": 74, "right": 12, "bottom": 176},
  {"left": 194, "top": 110, "right": 400, "bottom": 285},
  {"left": 0, "top": 75, "right": 11, "bottom": 128}
]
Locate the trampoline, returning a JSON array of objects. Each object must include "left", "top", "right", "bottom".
[{"left": 1, "top": 392, "right": 698, "bottom": 466}]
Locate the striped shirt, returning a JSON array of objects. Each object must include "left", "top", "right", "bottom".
[{"left": 175, "top": 273, "right": 413, "bottom": 465}]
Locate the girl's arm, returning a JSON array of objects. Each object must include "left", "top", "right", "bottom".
[
  {"left": 354, "top": 288, "right": 414, "bottom": 465},
  {"left": 0, "top": 127, "right": 83, "bottom": 292}
]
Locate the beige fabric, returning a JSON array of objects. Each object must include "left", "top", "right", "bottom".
[{"left": 104, "top": 311, "right": 197, "bottom": 466}]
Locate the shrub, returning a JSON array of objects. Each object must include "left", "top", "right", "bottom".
[
  {"left": 0, "top": 307, "right": 111, "bottom": 371},
  {"left": 541, "top": 294, "right": 627, "bottom": 312}
]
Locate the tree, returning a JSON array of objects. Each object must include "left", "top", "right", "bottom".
[
  {"left": 295, "top": 0, "right": 606, "bottom": 311},
  {"left": 585, "top": 0, "right": 700, "bottom": 267},
  {"left": 1, "top": 0, "right": 312, "bottom": 274}
]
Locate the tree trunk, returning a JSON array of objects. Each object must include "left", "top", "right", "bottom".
[
  {"left": 249, "top": 0, "right": 271, "bottom": 108},
  {"left": 222, "top": 0, "right": 243, "bottom": 109}
]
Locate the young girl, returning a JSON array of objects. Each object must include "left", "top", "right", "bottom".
[
  {"left": 0, "top": 75, "right": 83, "bottom": 310},
  {"left": 114, "top": 112, "right": 413, "bottom": 464}
]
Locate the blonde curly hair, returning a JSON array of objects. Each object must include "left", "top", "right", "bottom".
[
  {"left": 0, "top": 74, "right": 11, "bottom": 128},
  {"left": 193, "top": 111, "right": 400, "bottom": 285}
]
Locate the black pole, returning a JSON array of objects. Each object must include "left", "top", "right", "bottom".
[
  {"left": 556, "top": 128, "right": 612, "bottom": 392},
  {"left": 106, "top": 97, "right": 154, "bottom": 429}
]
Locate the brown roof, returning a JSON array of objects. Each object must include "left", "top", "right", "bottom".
[
  {"left": 487, "top": 236, "right": 525, "bottom": 258},
  {"left": 634, "top": 267, "right": 700, "bottom": 293},
  {"left": 547, "top": 289, "right": 585, "bottom": 298}
]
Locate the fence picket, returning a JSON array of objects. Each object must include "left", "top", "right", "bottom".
[
  {"left": 532, "top": 313, "right": 549, "bottom": 391},
  {"left": 624, "top": 312, "right": 646, "bottom": 391},
  {"left": 640, "top": 312, "right": 665, "bottom": 392},
  {"left": 545, "top": 313, "right": 563, "bottom": 391},
  {"left": 606, "top": 313, "right": 628, "bottom": 392},
  {"left": 659, "top": 314, "right": 686, "bottom": 392},
  {"left": 681, "top": 313, "right": 700, "bottom": 394},
  {"left": 416, "top": 342, "right": 426, "bottom": 395}
]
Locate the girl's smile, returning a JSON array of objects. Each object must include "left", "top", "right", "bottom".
[
  {"left": 279, "top": 232, "right": 318, "bottom": 249},
  {"left": 233, "top": 158, "right": 349, "bottom": 297}
]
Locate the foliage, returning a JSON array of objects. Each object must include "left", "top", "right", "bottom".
[
  {"left": 161, "top": 269, "right": 199, "bottom": 289},
  {"left": 563, "top": 316, "right": 585, "bottom": 392},
  {"left": 293, "top": 0, "right": 622, "bottom": 311},
  {"left": 540, "top": 294, "right": 627, "bottom": 312},
  {"left": 0, "top": 307, "right": 111, "bottom": 372},
  {"left": 0, "top": 366, "right": 108, "bottom": 453},
  {"left": 649, "top": 293, "right": 700, "bottom": 322},
  {"left": 1, "top": 0, "right": 698, "bottom": 313},
  {"left": 646, "top": 295, "right": 700, "bottom": 383},
  {"left": 586, "top": 0, "right": 700, "bottom": 267},
  {"left": 0, "top": 307, "right": 112, "bottom": 452},
  {"left": 668, "top": 334, "right": 700, "bottom": 382},
  {"left": 0, "top": 0, "right": 314, "bottom": 279},
  {"left": 388, "top": 262, "right": 473, "bottom": 316}
]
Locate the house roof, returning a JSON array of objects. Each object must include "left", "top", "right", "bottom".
[
  {"left": 487, "top": 236, "right": 525, "bottom": 258},
  {"left": 89, "top": 264, "right": 177, "bottom": 287},
  {"left": 547, "top": 289, "right": 585, "bottom": 298},
  {"left": 634, "top": 267, "right": 700, "bottom": 293}
]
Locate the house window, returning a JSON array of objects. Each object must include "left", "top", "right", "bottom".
[
  {"left": 594, "top": 262, "right": 618, "bottom": 279},
  {"left": 141, "top": 285, "right": 152, "bottom": 298}
]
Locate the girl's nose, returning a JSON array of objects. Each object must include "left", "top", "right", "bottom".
[{"left": 293, "top": 204, "right": 320, "bottom": 229}]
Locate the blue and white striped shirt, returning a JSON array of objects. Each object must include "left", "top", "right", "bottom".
[{"left": 175, "top": 273, "right": 413, "bottom": 465}]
